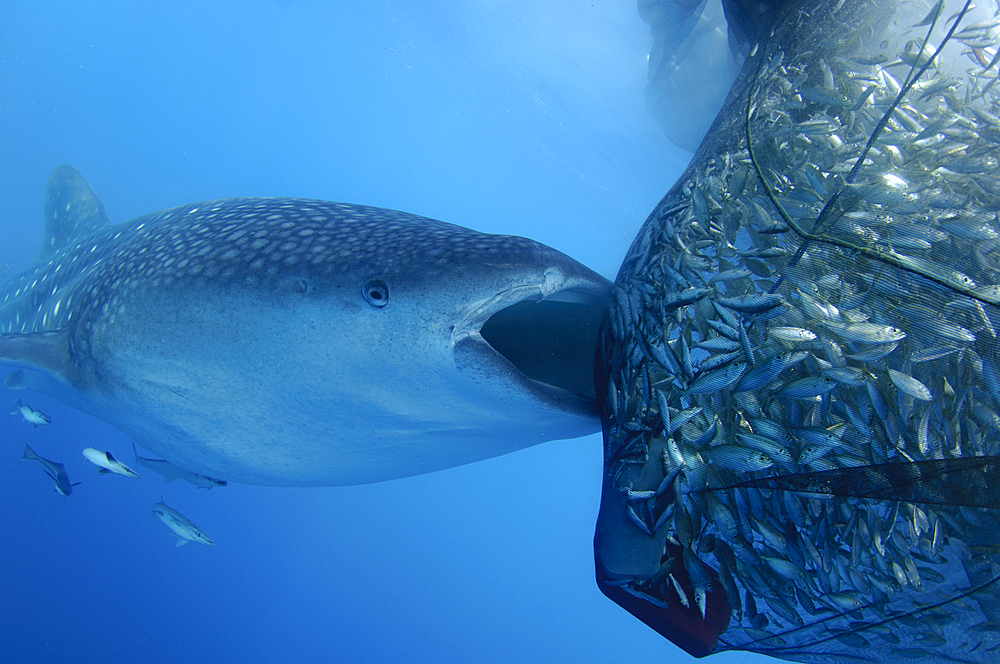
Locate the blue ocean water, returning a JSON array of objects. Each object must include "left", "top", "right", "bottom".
[{"left": 0, "top": 2, "right": 768, "bottom": 662}]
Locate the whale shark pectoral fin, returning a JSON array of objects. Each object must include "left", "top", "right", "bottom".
[
  {"left": 155, "top": 464, "right": 184, "bottom": 483},
  {"left": 0, "top": 330, "right": 74, "bottom": 381},
  {"left": 5, "top": 370, "right": 26, "bottom": 389},
  {"left": 39, "top": 165, "right": 111, "bottom": 262}
]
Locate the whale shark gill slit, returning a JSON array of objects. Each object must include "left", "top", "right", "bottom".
[{"left": 0, "top": 330, "right": 73, "bottom": 382}]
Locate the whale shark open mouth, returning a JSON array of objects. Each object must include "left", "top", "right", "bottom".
[
  {"left": 454, "top": 276, "right": 611, "bottom": 403},
  {"left": 480, "top": 289, "right": 608, "bottom": 400}
]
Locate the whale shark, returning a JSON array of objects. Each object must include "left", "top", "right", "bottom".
[{"left": 0, "top": 166, "right": 611, "bottom": 486}]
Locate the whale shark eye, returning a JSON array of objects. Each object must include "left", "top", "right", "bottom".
[{"left": 362, "top": 279, "right": 388, "bottom": 307}]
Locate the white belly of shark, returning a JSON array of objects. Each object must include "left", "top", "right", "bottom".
[{"left": 0, "top": 166, "right": 610, "bottom": 486}]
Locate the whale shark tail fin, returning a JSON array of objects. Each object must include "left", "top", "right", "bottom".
[{"left": 39, "top": 165, "right": 111, "bottom": 262}]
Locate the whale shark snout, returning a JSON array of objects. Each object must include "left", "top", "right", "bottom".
[{"left": 0, "top": 166, "right": 610, "bottom": 486}]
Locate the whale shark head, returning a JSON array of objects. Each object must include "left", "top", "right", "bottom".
[{"left": 0, "top": 166, "right": 610, "bottom": 485}]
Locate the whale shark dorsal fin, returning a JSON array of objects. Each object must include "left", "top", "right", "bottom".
[
  {"left": 0, "top": 330, "right": 74, "bottom": 382},
  {"left": 39, "top": 165, "right": 111, "bottom": 262}
]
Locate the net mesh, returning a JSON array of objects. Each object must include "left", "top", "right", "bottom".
[{"left": 596, "top": 0, "right": 1000, "bottom": 661}]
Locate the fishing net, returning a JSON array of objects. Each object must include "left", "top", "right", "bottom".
[{"left": 597, "top": 0, "right": 1000, "bottom": 661}]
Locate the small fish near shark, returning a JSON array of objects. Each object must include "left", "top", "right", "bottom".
[
  {"left": 152, "top": 498, "right": 215, "bottom": 547},
  {"left": 11, "top": 398, "right": 51, "bottom": 426},
  {"left": 132, "top": 443, "right": 226, "bottom": 489},
  {"left": 21, "top": 443, "right": 79, "bottom": 496},
  {"left": 82, "top": 447, "right": 140, "bottom": 478},
  {"left": 595, "top": 0, "right": 1000, "bottom": 662},
  {"left": 0, "top": 166, "right": 610, "bottom": 486}
]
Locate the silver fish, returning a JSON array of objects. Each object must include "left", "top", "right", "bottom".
[
  {"left": 888, "top": 369, "right": 933, "bottom": 401},
  {"left": 21, "top": 443, "right": 77, "bottom": 496},
  {"left": 768, "top": 326, "right": 817, "bottom": 343},
  {"left": 152, "top": 498, "right": 215, "bottom": 547},
  {"left": 11, "top": 399, "right": 50, "bottom": 426},
  {"left": 82, "top": 448, "right": 140, "bottom": 479},
  {"left": 595, "top": 1, "right": 1000, "bottom": 661}
]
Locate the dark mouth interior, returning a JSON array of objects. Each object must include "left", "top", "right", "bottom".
[{"left": 479, "top": 291, "right": 609, "bottom": 400}]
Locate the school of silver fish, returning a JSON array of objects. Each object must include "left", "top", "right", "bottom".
[{"left": 597, "top": 0, "right": 1000, "bottom": 661}]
